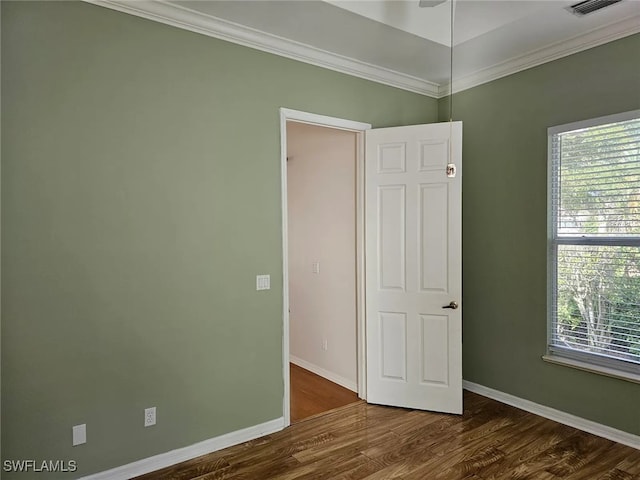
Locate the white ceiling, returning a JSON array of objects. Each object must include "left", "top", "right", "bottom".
[
  {"left": 326, "top": 0, "right": 557, "bottom": 47},
  {"left": 89, "top": 0, "right": 640, "bottom": 97}
]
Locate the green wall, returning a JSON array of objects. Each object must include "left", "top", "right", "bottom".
[
  {"left": 439, "top": 34, "right": 640, "bottom": 435},
  {"left": 1, "top": 2, "right": 437, "bottom": 478}
]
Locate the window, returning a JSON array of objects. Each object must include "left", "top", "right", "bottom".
[{"left": 548, "top": 110, "right": 640, "bottom": 379}]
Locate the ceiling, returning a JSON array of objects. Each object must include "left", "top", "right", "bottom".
[{"left": 89, "top": 0, "right": 640, "bottom": 97}]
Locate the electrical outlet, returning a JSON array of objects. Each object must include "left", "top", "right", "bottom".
[
  {"left": 144, "top": 407, "right": 156, "bottom": 427},
  {"left": 322, "top": 338, "right": 328, "bottom": 351},
  {"left": 72, "top": 424, "right": 86, "bottom": 446},
  {"left": 312, "top": 262, "right": 320, "bottom": 274}
]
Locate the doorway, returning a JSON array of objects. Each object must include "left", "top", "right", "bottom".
[
  {"left": 286, "top": 120, "right": 358, "bottom": 422},
  {"left": 280, "top": 109, "right": 371, "bottom": 426},
  {"left": 281, "top": 108, "right": 463, "bottom": 425}
]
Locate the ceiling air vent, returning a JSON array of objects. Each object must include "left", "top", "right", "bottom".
[{"left": 568, "top": 0, "right": 623, "bottom": 16}]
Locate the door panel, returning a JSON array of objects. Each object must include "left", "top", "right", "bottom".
[
  {"left": 378, "top": 186, "right": 406, "bottom": 291},
  {"left": 380, "top": 312, "right": 407, "bottom": 381},
  {"left": 378, "top": 144, "right": 406, "bottom": 173},
  {"left": 365, "top": 122, "right": 462, "bottom": 414},
  {"left": 420, "top": 314, "right": 449, "bottom": 385},
  {"left": 420, "top": 183, "right": 448, "bottom": 292}
]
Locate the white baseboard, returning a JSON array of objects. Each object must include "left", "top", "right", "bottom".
[
  {"left": 290, "top": 355, "right": 357, "bottom": 392},
  {"left": 78, "top": 379, "right": 636, "bottom": 479},
  {"left": 78, "top": 417, "right": 285, "bottom": 480},
  {"left": 463, "top": 380, "right": 640, "bottom": 450}
]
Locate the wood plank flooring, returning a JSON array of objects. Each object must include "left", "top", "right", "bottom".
[
  {"left": 290, "top": 363, "right": 359, "bottom": 423},
  {"left": 134, "top": 390, "right": 639, "bottom": 480}
]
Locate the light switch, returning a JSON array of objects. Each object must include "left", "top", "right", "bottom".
[
  {"left": 72, "top": 424, "right": 86, "bottom": 446},
  {"left": 256, "top": 274, "right": 270, "bottom": 291},
  {"left": 312, "top": 262, "right": 320, "bottom": 274}
]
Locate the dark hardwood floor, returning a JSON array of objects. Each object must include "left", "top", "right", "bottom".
[
  {"left": 134, "top": 390, "right": 638, "bottom": 479},
  {"left": 290, "top": 363, "right": 360, "bottom": 423}
]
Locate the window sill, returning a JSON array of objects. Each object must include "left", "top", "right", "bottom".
[{"left": 542, "top": 355, "right": 640, "bottom": 385}]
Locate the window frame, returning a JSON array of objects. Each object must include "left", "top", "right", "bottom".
[{"left": 546, "top": 109, "right": 640, "bottom": 383}]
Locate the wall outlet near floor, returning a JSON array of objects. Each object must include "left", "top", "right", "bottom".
[
  {"left": 72, "top": 424, "right": 86, "bottom": 446},
  {"left": 322, "top": 338, "right": 328, "bottom": 351},
  {"left": 144, "top": 407, "right": 156, "bottom": 427}
]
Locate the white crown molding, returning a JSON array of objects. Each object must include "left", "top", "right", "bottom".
[
  {"left": 463, "top": 380, "right": 640, "bottom": 450},
  {"left": 290, "top": 355, "right": 358, "bottom": 392},
  {"left": 78, "top": 417, "right": 284, "bottom": 480},
  {"left": 85, "top": 1, "right": 638, "bottom": 99},
  {"left": 440, "top": 14, "right": 640, "bottom": 97},
  {"left": 84, "top": 0, "right": 441, "bottom": 98}
]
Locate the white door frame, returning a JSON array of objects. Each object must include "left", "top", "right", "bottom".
[{"left": 280, "top": 107, "right": 371, "bottom": 427}]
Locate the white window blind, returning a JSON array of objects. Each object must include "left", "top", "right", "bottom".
[{"left": 549, "top": 111, "right": 640, "bottom": 376}]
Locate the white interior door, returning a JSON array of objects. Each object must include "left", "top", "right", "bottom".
[{"left": 365, "top": 122, "right": 462, "bottom": 414}]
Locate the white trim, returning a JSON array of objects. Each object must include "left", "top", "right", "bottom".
[
  {"left": 543, "top": 355, "right": 640, "bottom": 385},
  {"left": 441, "top": 15, "right": 640, "bottom": 96},
  {"left": 290, "top": 355, "right": 358, "bottom": 393},
  {"left": 547, "top": 118, "right": 557, "bottom": 365},
  {"left": 84, "top": 0, "right": 440, "bottom": 97},
  {"left": 78, "top": 417, "right": 284, "bottom": 480},
  {"left": 355, "top": 131, "right": 367, "bottom": 401},
  {"left": 280, "top": 109, "right": 291, "bottom": 428},
  {"left": 463, "top": 380, "right": 640, "bottom": 450},
  {"left": 280, "top": 108, "right": 371, "bottom": 426},
  {"left": 279, "top": 108, "right": 372, "bottom": 133},
  {"left": 548, "top": 109, "right": 640, "bottom": 136}
]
